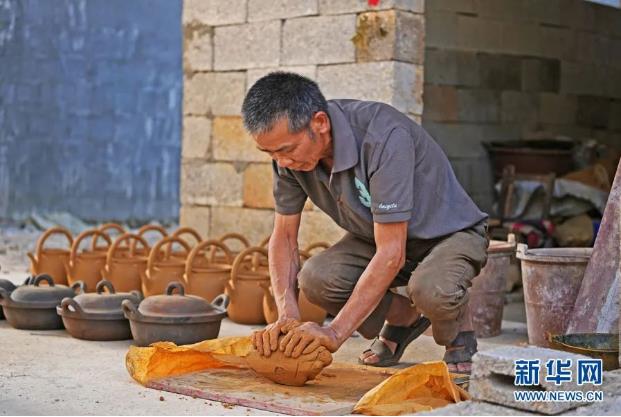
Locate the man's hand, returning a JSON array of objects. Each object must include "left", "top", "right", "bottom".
[
  {"left": 252, "top": 317, "right": 301, "bottom": 357},
  {"left": 279, "top": 321, "right": 342, "bottom": 358}
]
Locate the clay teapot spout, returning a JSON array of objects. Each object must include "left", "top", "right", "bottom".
[{"left": 27, "top": 252, "right": 38, "bottom": 269}]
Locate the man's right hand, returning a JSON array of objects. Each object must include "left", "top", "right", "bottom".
[{"left": 252, "top": 317, "right": 301, "bottom": 357}]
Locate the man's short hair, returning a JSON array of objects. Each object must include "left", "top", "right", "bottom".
[{"left": 241, "top": 72, "right": 328, "bottom": 135}]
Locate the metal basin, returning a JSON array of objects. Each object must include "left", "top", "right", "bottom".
[{"left": 549, "top": 333, "right": 619, "bottom": 371}]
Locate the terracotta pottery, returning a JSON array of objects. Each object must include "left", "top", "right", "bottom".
[
  {"left": 92, "top": 223, "right": 126, "bottom": 254},
  {"left": 297, "top": 250, "right": 328, "bottom": 324},
  {"left": 57, "top": 279, "right": 142, "bottom": 341},
  {"left": 302, "top": 241, "right": 330, "bottom": 255},
  {"left": 212, "top": 232, "right": 251, "bottom": 265},
  {"left": 27, "top": 227, "right": 73, "bottom": 285},
  {"left": 101, "top": 233, "right": 149, "bottom": 293},
  {"left": 64, "top": 230, "right": 112, "bottom": 292},
  {"left": 122, "top": 281, "right": 229, "bottom": 346},
  {"left": 184, "top": 240, "right": 233, "bottom": 302},
  {"left": 260, "top": 281, "right": 279, "bottom": 324},
  {"left": 140, "top": 236, "right": 191, "bottom": 296},
  {"left": 133, "top": 224, "right": 168, "bottom": 256},
  {"left": 258, "top": 235, "right": 271, "bottom": 248},
  {"left": 225, "top": 247, "right": 269, "bottom": 325},
  {"left": 168, "top": 227, "right": 202, "bottom": 264}
]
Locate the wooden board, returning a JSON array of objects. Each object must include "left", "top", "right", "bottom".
[{"left": 147, "top": 362, "right": 397, "bottom": 415}]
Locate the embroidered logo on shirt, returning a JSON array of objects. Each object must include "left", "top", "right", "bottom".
[
  {"left": 378, "top": 203, "right": 398, "bottom": 210},
  {"left": 354, "top": 177, "right": 371, "bottom": 208}
]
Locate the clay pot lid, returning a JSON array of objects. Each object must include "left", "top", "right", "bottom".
[
  {"left": 72, "top": 280, "right": 142, "bottom": 314},
  {"left": 488, "top": 240, "right": 516, "bottom": 254},
  {"left": 138, "top": 282, "right": 219, "bottom": 318},
  {"left": 9, "top": 275, "right": 76, "bottom": 305},
  {"left": 0, "top": 278, "right": 16, "bottom": 293}
]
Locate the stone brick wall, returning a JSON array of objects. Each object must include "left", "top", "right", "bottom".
[
  {"left": 0, "top": 0, "right": 182, "bottom": 222},
  {"left": 423, "top": 0, "right": 621, "bottom": 212},
  {"left": 180, "top": 0, "right": 426, "bottom": 247}
]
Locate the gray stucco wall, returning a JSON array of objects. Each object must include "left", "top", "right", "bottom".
[{"left": 0, "top": 0, "right": 182, "bottom": 222}]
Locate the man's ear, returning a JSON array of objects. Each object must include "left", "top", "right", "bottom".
[{"left": 311, "top": 111, "right": 331, "bottom": 134}]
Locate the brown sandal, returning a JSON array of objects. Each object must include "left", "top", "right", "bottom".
[{"left": 443, "top": 331, "right": 478, "bottom": 375}]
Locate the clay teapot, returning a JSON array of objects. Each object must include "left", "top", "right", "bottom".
[
  {"left": 224, "top": 246, "right": 269, "bottom": 325},
  {"left": 64, "top": 229, "right": 112, "bottom": 292},
  {"left": 92, "top": 223, "right": 126, "bottom": 255},
  {"left": 101, "top": 233, "right": 149, "bottom": 293},
  {"left": 167, "top": 227, "right": 202, "bottom": 264},
  {"left": 212, "top": 232, "right": 250, "bottom": 265},
  {"left": 140, "top": 236, "right": 191, "bottom": 296},
  {"left": 27, "top": 227, "right": 73, "bottom": 285},
  {"left": 132, "top": 224, "right": 168, "bottom": 256},
  {"left": 184, "top": 240, "right": 233, "bottom": 302}
]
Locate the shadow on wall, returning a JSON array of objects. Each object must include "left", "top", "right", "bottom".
[{"left": 0, "top": 0, "right": 183, "bottom": 223}]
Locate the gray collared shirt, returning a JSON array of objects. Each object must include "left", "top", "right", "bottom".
[{"left": 272, "top": 99, "right": 488, "bottom": 240}]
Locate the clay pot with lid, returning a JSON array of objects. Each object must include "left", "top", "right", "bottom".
[
  {"left": 0, "top": 278, "right": 16, "bottom": 320},
  {"left": 140, "top": 237, "right": 191, "bottom": 296},
  {"left": 122, "top": 281, "right": 229, "bottom": 346},
  {"left": 0, "top": 274, "right": 80, "bottom": 330},
  {"left": 101, "top": 233, "right": 149, "bottom": 293},
  {"left": 27, "top": 227, "right": 73, "bottom": 285},
  {"left": 225, "top": 247, "right": 270, "bottom": 325},
  {"left": 64, "top": 229, "right": 112, "bottom": 292},
  {"left": 57, "top": 279, "right": 141, "bottom": 340},
  {"left": 184, "top": 240, "right": 233, "bottom": 302}
]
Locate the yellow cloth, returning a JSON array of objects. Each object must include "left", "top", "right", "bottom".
[
  {"left": 126, "top": 339, "right": 468, "bottom": 415},
  {"left": 353, "top": 361, "right": 470, "bottom": 415}
]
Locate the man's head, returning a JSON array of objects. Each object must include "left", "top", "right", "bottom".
[{"left": 241, "top": 72, "right": 332, "bottom": 171}]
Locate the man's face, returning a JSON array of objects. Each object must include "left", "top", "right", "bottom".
[{"left": 254, "top": 116, "right": 326, "bottom": 171}]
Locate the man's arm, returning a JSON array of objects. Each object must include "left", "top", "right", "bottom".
[
  {"left": 252, "top": 212, "right": 303, "bottom": 356},
  {"left": 278, "top": 220, "right": 408, "bottom": 357}
]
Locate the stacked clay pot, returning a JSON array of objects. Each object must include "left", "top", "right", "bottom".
[
  {"left": 184, "top": 240, "right": 233, "bottom": 302},
  {"left": 64, "top": 230, "right": 112, "bottom": 292},
  {"left": 27, "top": 227, "right": 73, "bottom": 285}
]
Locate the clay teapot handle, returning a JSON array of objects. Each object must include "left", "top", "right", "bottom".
[
  {"left": 303, "top": 242, "right": 330, "bottom": 254},
  {"left": 71, "top": 229, "right": 112, "bottom": 262},
  {"left": 185, "top": 240, "right": 233, "bottom": 275},
  {"left": 99, "top": 223, "right": 125, "bottom": 235},
  {"left": 298, "top": 250, "right": 311, "bottom": 264},
  {"left": 61, "top": 297, "right": 84, "bottom": 315},
  {"left": 146, "top": 237, "right": 192, "bottom": 274},
  {"left": 137, "top": 224, "right": 168, "bottom": 239},
  {"left": 107, "top": 233, "right": 150, "bottom": 264},
  {"left": 165, "top": 281, "right": 185, "bottom": 296},
  {"left": 121, "top": 299, "right": 142, "bottom": 320},
  {"left": 230, "top": 246, "right": 269, "bottom": 283},
  {"left": 96, "top": 279, "right": 116, "bottom": 294},
  {"left": 33, "top": 274, "right": 54, "bottom": 287},
  {"left": 258, "top": 235, "right": 271, "bottom": 248},
  {"left": 218, "top": 233, "right": 250, "bottom": 249},
  {"left": 71, "top": 280, "right": 86, "bottom": 294},
  {"left": 211, "top": 294, "right": 230, "bottom": 311},
  {"left": 172, "top": 227, "right": 202, "bottom": 245},
  {"left": 35, "top": 227, "right": 73, "bottom": 257}
]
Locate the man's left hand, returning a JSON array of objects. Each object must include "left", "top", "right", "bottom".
[{"left": 279, "top": 321, "right": 342, "bottom": 357}]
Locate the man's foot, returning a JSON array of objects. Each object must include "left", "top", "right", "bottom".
[
  {"left": 358, "top": 315, "right": 431, "bottom": 367},
  {"left": 443, "top": 330, "right": 477, "bottom": 375}
]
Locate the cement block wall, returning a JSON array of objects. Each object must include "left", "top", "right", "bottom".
[
  {"left": 422, "top": 0, "right": 621, "bottom": 212},
  {"left": 0, "top": 0, "right": 182, "bottom": 222},
  {"left": 180, "top": 0, "right": 425, "bottom": 246}
]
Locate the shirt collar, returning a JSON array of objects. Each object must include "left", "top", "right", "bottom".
[{"left": 327, "top": 101, "right": 359, "bottom": 174}]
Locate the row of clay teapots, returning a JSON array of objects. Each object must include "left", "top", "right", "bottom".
[
  {"left": 184, "top": 240, "right": 233, "bottom": 302},
  {"left": 140, "top": 236, "right": 191, "bottom": 297},
  {"left": 261, "top": 249, "right": 328, "bottom": 325},
  {"left": 224, "top": 247, "right": 270, "bottom": 324},
  {"left": 64, "top": 230, "right": 112, "bottom": 292},
  {"left": 28, "top": 227, "right": 74, "bottom": 285}
]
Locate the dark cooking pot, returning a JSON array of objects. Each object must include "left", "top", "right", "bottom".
[
  {"left": 0, "top": 279, "right": 17, "bottom": 320},
  {"left": 0, "top": 274, "right": 79, "bottom": 330},
  {"left": 57, "top": 279, "right": 142, "bottom": 341},
  {"left": 122, "top": 281, "right": 228, "bottom": 347}
]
